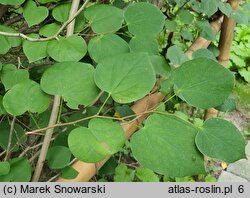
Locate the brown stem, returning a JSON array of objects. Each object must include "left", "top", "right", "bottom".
[{"left": 204, "top": 0, "right": 240, "bottom": 119}]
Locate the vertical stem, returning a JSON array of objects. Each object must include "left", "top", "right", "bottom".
[
  {"left": 204, "top": 0, "right": 240, "bottom": 120},
  {"left": 4, "top": 116, "right": 16, "bottom": 161},
  {"left": 32, "top": 0, "right": 81, "bottom": 182},
  {"left": 32, "top": 96, "right": 61, "bottom": 181}
]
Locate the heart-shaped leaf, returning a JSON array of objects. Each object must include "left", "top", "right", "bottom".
[
  {"left": 68, "top": 118, "right": 125, "bottom": 162},
  {"left": 95, "top": 53, "right": 156, "bottom": 103},
  {"left": 1, "top": 64, "right": 29, "bottom": 90},
  {"left": 172, "top": 58, "right": 235, "bottom": 109},
  {"left": 84, "top": 4, "right": 123, "bottom": 34},
  {"left": 130, "top": 113, "right": 205, "bottom": 177},
  {"left": 3, "top": 80, "right": 50, "bottom": 116},
  {"left": 41, "top": 62, "right": 99, "bottom": 109},
  {"left": 88, "top": 33, "right": 130, "bottom": 63},
  {"left": 23, "top": 0, "right": 49, "bottom": 27},
  {"left": 47, "top": 35, "right": 87, "bottom": 62},
  {"left": 52, "top": 3, "right": 71, "bottom": 22},
  {"left": 124, "top": 2, "right": 165, "bottom": 36},
  {"left": 195, "top": 118, "right": 246, "bottom": 163}
]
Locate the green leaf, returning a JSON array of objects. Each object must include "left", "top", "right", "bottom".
[
  {"left": 131, "top": 114, "right": 205, "bottom": 177},
  {"left": 68, "top": 118, "right": 125, "bottom": 162},
  {"left": 41, "top": 62, "right": 99, "bottom": 109},
  {"left": 160, "top": 79, "right": 173, "bottom": 95},
  {"left": 167, "top": 45, "right": 188, "bottom": 65},
  {"left": 150, "top": 55, "right": 171, "bottom": 77},
  {"left": 124, "top": 2, "right": 165, "bottom": 36},
  {"left": 95, "top": 53, "right": 156, "bottom": 103},
  {"left": 52, "top": 3, "right": 71, "bottom": 23},
  {"left": 84, "top": 4, "right": 123, "bottom": 34},
  {"left": 99, "top": 157, "right": 117, "bottom": 176},
  {"left": 0, "top": 36, "right": 10, "bottom": 54},
  {"left": 192, "top": 48, "right": 216, "bottom": 61},
  {"left": 114, "top": 164, "right": 134, "bottom": 182},
  {"left": 165, "top": 20, "right": 177, "bottom": 32},
  {"left": 231, "top": 10, "right": 249, "bottom": 25},
  {"left": 0, "top": 121, "right": 26, "bottom": 151},
  {"left": 215, "top": 96, "right": 236, "bottom": 112},
  {"left": 201, "top": 0, "right": 218, "bottom": 17},
  {"left": 129, "top": 34, "right": 159, "bottom": 55},
  {"left": 0, "top": 162, "right": 10, "bottom": 176},
  {"left": 136, "top": 167, "right": 159, "bottom": 182},
  {"left": 23, "top": 34, "right": 48, "bottom": 63},
  {"left": 230, "top": 53, "right": 245, "bottom": 68},
  {"left": 3, "top": 80, "right": 50, "bottom": 116},
  {"left": 74, "top": 11, "right": 86, "bottom": 33},
  {"left": 0, "top": 0, "right": 25, "bottom": 5},
  {"left": 218, "top": 2, "right": 233, "bottom": 17},
  {"left": 198, "top": 21, "right": 216, "bottom": 41},
  {"left": 1, "top": 64, "right": 29, "bottom": 90},
  {"left": 61, "top": 166, "right": 79, "bottom": 180},
  {"left": 0, "top": 25, "right": 22, "bottom": 47},
  {"left": 46, "top": 146, "right": 71, "bottom": 169},
  {"left": 205, "top": 174, "right": 217, "bottom": 182},
  {"left": 0, "top": 96, "right": 7, "bottom": 115},
  {"left": 0, "top": 157, "right": 31, "bottom": 182},
  {"left": 39, "top": 23, "right": 60, "bottom": 37},
  {"left": 88, "top": 34, "right": 130, "bottom": 63},
  {"left": 195, "top": 118, "right": 246, "bottom": 163},
  {"left": 172, "top": 58, "right": 235, "bottom": 109},
  {"left": 178, "top": 9, "right": 194, "bottom": 24},
  {"left": 23, "top": 0, "right": 49, "bottom": 27},
  {"left": 181, "top": 29, "right": 194, "bottom": 41},
  {"left": 47, "top": 35, "right": 87, "bottom": 62},
  {"left": 239, "top": 68, "right": 250, "bottom": 83},
  {"left": 30, "top": 110, "right": 50, "bottom": 129}
]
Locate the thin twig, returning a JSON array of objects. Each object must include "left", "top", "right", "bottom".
[
  {"left": 0, "top": 0, "right": 90, "bottom": 42},
  {"left": 32, "top": 96, "right": 61, "bottom": 181},
  {"left": 4, "top": 116, "right": 16, "bottom": 161},
  {"left": 25, "top": 109, "right": 165, "bottom": 135},
  {"left": 19, "top": 137, "right": 55, "bottom": 157}
]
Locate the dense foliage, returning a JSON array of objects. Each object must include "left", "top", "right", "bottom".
[{"left": 0, "top": 0, "right": 249, "bottom": 182}]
